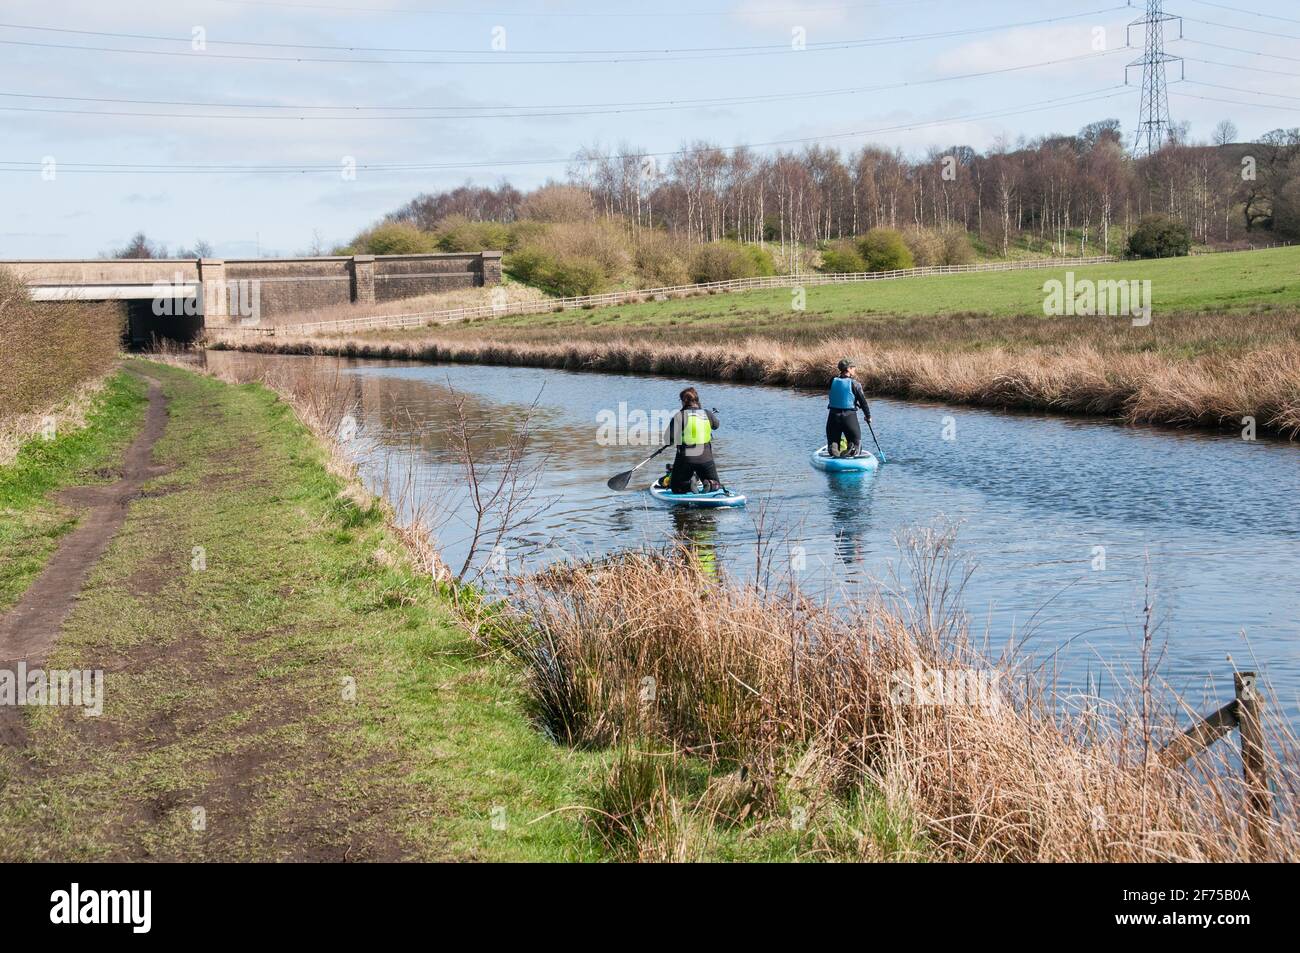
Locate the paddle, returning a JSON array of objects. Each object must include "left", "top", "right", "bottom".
[
  {"left": 607, "top": 442, "right": 672, "bottom": 491},
  {"left": 865, "top": 419, "right": 888, "bottom": 463}
]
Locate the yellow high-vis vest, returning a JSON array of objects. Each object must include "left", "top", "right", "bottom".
[{"left": 681, "top": 409, "right": 713, "bottom": 446}]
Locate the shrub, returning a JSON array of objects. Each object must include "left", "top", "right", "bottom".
[
  {"left": 432, "top": 215, "right": 512, "bottom": 253},
  {"left": 819, "top": 240, "right": 867, "bottom": 273},
  {"left": 857, "top": 228, "right": 915, "bottom": 272},
  {"left": 633, "top": 231, "right": 690, "bottom": 287},
  {"left": 521, "top": 183, "right": 597, "bottom": 223},
  {"left": 907, "top": 227, "right": 976, "bottom": 267},
  {"left": 1127, "top": 215, "right": 1192, "bottom": 258},
  {"left": 690, "top": 240, "right": 776, "bottom": 283},
  {"left": 543, "top": 221, "right": 632, "bottom": 279},
  {"left": 506, "top": 219, "right": 549, "bottom": 251},
  {"left": 354, "top": 222, "right": 436, "bottom": 255},
  {"left": 541, "top": 256, "right": 607, "bottom": 297},
  {"left": 505, "top": 247, "right": 607, "bottom": 297},
  {"left": 941, "top": 228, "right": 976, "bottom": 266}
]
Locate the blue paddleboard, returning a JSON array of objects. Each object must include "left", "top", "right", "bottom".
[
  {"left": 648, "top": 485, "right": 747, "bottom": 508},
  {"left": 810, "top": 445, "right": 880, "bottom": 473}
]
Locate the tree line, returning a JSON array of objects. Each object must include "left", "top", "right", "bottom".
[{"left": 386, "top": 118, "right": 1300, "bottom": 257}]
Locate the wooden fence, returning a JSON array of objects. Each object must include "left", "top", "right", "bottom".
[{"left": 1161, "top": 671, "right": 1272, "bottom": 860}]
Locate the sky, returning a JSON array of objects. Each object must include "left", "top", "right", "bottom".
[{"left": 1, "top": 0, "right": 1298, "bottom": 258}]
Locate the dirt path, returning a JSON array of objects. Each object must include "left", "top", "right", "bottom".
[
  {"left": 0, "top": 373, "right": 167, "bottom": 746},
  {"left": 0, "top": 362, "right": 593, "bottom": 861}
]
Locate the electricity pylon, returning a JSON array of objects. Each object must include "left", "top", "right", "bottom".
[{"left": 1126, "top": 0, "right": 1184, "bottom": 156}]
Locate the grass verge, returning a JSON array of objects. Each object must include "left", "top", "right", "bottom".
[
  {"left": 0, "top": 360, "right": 603, "bottom": 861},
  {"left": 0, "top": 371, "right": 147, "bottom": 615}
]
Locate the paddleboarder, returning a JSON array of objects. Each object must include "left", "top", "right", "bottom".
[
  {"left": 663, "top": 387, "right": 722, "bottom": 493},
  {"left": 827, "top": 359, "right": 872, "bottom": 457}
]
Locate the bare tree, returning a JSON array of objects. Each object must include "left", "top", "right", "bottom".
[
  {"left": 1213, "top": 120, "right": 1238, "bottom": 147},
  {"left": 439, "top": 387, "right": 556, "bottom": 583}
]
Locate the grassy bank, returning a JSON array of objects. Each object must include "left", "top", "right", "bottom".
[
  {"left": 0, "top": 361, "right": 605, "bottom": 861},
  {"left": 225, "top": 321, "right": 1300, "bottom": 438},
  {"left": 496, "top": 546, "right": 1298, "bottom": 862},
  {"left": 219, "top": 248, "right": 1300, "bottom": 438},
  {"left": 0, "top": 372, "right": 148, "bottom": 615}
]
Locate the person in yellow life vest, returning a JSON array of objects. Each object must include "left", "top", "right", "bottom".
[{"left": 664, "top": 386, "right": 722, "bottom": 493}]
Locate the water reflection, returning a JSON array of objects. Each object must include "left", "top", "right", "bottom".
[
  {"left": 822, "top": 469, "right": 881, "bottom": 571},
  {"left": 669, "top": 507, "right": 722, "bottom": 580}
]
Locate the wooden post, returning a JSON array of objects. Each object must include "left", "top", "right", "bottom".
[{"left": 1235, "top": 672, "right": 1270, "bottom": 861}]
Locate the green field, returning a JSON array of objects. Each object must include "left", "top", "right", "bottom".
[{"left": 399, "top": 246, "right": 1300, "bottom": 350}]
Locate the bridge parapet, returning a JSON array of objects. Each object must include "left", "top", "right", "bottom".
[{"left": 1, "top": 251, "right": 500, "bottom": 326}]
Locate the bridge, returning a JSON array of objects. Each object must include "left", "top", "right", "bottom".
[{"left": 1, "top": 251, "right": 503, "bottom": 344}]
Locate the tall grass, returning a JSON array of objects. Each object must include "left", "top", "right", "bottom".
[
  {"left": 0, "top": 269, "right": 124, "bottom": 454},
  {"left": 495, "top": 535, "right": 1298, "bottom": 861},
  {"left": 218, "top": 327, "right": 1300, "bottom": 437}
]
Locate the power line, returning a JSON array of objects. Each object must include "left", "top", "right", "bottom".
[
  {"left": 1171, "top": 90, "right": 1300, "bottom": 112},
  {"left": 1185, "top": 0, "right": 1300, "bottom": 25},
  {"left": 1179, "top": 38, "right": 1300, "bottom": 64},
  {"left": 1180, "top": 15, "right": 1300, "bottom": 41},
  {"left": 0, "top": 19, "right": 964, "bottom": 55},
  {"left": 1183, "top": 79, "right": 1300, "bottom": 103},
  {"left": 1183, "top": 55, "right": 1300, "bottom": 79},
  {"left": 0, "top": 8, "right": 1131, "bottom": 65},
  {"left": 209, "top": 0, "right": 940, "bottom": 18},
  {"left": 0, "top": 86, "right": 1132, "bottom": 175},
  {"left": 0, "top": 49, "right": 1126, "bottom": 121}
]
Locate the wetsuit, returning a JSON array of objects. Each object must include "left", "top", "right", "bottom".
[
  {"left": 826, "top": 375, "right": 870, "bottom": 456},
  {"left": 665, "top": 407, "right": 721, "bottom": 493}
]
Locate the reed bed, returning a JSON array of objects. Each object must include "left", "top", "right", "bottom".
[
  {"left": 495, "top": 538, "right": 1298, "bottom": 862},
  {"left": 218, "top": 327, "right": 1300, "bottom": 438}
]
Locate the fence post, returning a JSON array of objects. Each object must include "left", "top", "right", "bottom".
[{"left": 1235, "top": 672, "right": 1270, "bottom": 860}]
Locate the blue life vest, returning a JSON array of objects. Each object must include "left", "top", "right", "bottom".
[{"left": 828, "top": 376, "right": 856, "bottom": 410}]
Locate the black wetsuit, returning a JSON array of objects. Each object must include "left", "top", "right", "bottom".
[
  {"left": 826, "top": 376, "right": 871, "bottom": 456},
  {"left": 664, "top": 407, "right": 721, "bottom": 493}
]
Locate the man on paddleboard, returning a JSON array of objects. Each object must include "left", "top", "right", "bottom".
[
  {"left": 826, "top": 359, "right": 872, "bottom": 457},
  {"left": 661, "top": 386, "right": 723, "bottom": 493}
]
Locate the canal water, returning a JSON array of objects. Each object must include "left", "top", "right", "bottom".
[{"left": 205, "top": 351, "right": 1300, "bottom": 722}]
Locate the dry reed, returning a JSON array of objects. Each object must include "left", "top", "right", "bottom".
[
  {"left": 215, "top": 327, "right": 1300, "bottom": 438},
  {"left": 498, "top": 534, "right": 1298, "bottom": 862}
]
